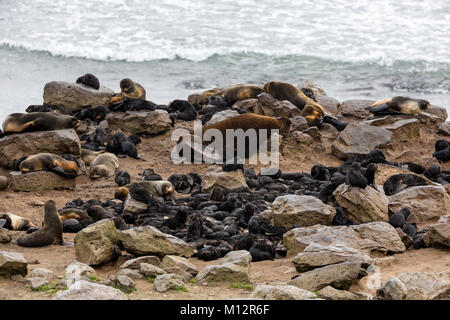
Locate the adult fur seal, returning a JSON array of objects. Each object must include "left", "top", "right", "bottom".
[
  {"left": 17, "top": 200, "right": 63, "bottom": 247},
  {"left": 81, "top": 148, "right": 105, "bottom": 166},
  {"left": 109, "top": 78, "right": 146, "bottom": 104},
  {"left": 2, "top": 112, "right": 80, "bottom": 134},
  {"left": 114, "top": 180, "right": 175, "bottom": 201},
  {"left": 76, "top": 73, "right": 100, "bottom": 90},
  {"left": 383, "top": 174, "right": 428, "bottom": 196},
  {"left": 89, "top": 153, "right": 119, "bottom": 179},
  {"left": 26, "top": 104, "right": 73, "bottom": 115},
  {"left": 19, "top": 153, "right": 79, "bottom": 178},
  {"left": 215, "top": 85, "right": 264, "bottom": 106},
  {"left": 370, "top": 96, "right": 430, "bottom": 115},
  {"left": 0, "top": 213, "right": 36, "bottom": 231}
]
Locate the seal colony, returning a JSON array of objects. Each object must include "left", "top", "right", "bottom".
[{"left": 0, "top": 74, "right": 449, "bottom": 300}]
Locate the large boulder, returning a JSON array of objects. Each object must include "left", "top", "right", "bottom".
[
  {"left": 333, "top": 184, "right": 389, "bottom": 223},
  {"left": 423, "top": 215, "right": 450, "bottom": 247},
  {"left": 43, "top": 81, "right": 114, "bottom": 112},
  {"left": 9, "top": 171, "right": 76, "bottom": 191},
  {"left": 106, "top": 110, "right": 171, "bottom": 135},
  {"left": 218, "top": 250, "right": 252, "bottom": 269},
  {"left": 331, "top": 123, "right": 392, "bottom": 159},
  {"left": 0, "top": 129, "right": 81, "bottom": 168},
  {"left": 122, "top": 195, "right": 148, "bottom": 214},
  {"left": 201, "top": 166, "right": 248, "bottom": 192},
  {"left": 288, "top": 262, "right": 363, "bottom": 291},
  {"left": 316, "top": 95, "right": 339, "bottom": 116},
  {"left": 119, "top": 256, "right": 162, "bottom": 270},
  {"left": 339, "top": 100, "right": 375, "bottom": 120},
  {"left": 365, "top": 117, "right": 420, "bottom": 142},
  {"left": 388, "top": 185, "right": 450, "bottom": 223},
  {"left": 74, "top": 219, "right": 121, "bottom": 266},
  {"left": 0, "top": 251, "right": 27, "bottom": 276},
  {"left": 250, "top": 284, "right": 318, "bottom": 300},
  {"left": 283, "top": 222, "right": 405, "bottom": 257},
  {"left": 118, "top": 226, "right": 195, "bottom": 257},
  {"left": 54, "top": 280, "right": 128, "bottom": 300},
  {"left": 271, "top": 195, "right": 336, "bottom": 229}
]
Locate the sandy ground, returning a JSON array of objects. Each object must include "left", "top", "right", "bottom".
[{"left": 0, "top": 118, "right": 449, "bottom": 300}]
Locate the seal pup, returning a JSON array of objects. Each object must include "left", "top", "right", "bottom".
[
  {"left": 89, "top": 153, "right": 119, "bottom": 179},
  {"left": 2, "top": 112, "right": 80, "bottom": 134},
  {"left": 109, "top": 78, "right": 146, "bottom": 104},
  {"left": 115, "top": 180, "right": 175, "bottom": 200},
  {"left": 19, "top": 153, "right": 79, "bottom": 178},
  {"left": 365, "top": 163, "right": 378, "bottom": 190},
  {"left": 345, "top": 162, "right": 368, "bottom": 188},
  {"left": 168, "top": 99, "right": 197, "bottom": 121},
  {"left": 74, "top": 106, "right": 109, "bottom": 121},
  {"left": 26, "top": 104, "right": 73, "bottom": 115},
  {"left": 115, "top": 170, "right": 131, "bottom": 186},
  {"left": 383, "top": 174, "right": 427, "bottom": 196},
  {"left": 432, "top": 140, "right": 450, "bottom": 163},
  {"left": 76, "top": 73, "right": 100, "bottom": 90},
  {"left": 388, "top": 208, "right": 411, "bottom": 229},
  {"left": 0, "top": 213, "right": 36, "bottom": 231},
  {"left": 58, "top": 208, "right": 91, "bottom": 222},
  {"left": 81, "top": 148, "right": 105, "bottom": 166},
  {"left": 17, "top": 200, "right": 63, "bottom": 247},
  {"left": 369, "top": 96, "right": 430, "bottom": 115}
]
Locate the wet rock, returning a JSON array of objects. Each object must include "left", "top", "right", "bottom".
[
  {"left": 43, "top": 81, "right": 114, "bottom": 112},
  {"left": 438, "top": 121, "right": 450, "bottom": 136},
  {"left": 64, "top": 260, "right": 97, "bottom": 287},
  {"left": 333, "top": 184, "right": 389, "bottom": 223},
  {"left": 201, "top": 166, "right": 248, "bottom": 192},
  {"left": 8, "top": 171, "right": 76, "bottom": 192},
  {"left": 106, "top": 110, "right": 171, "bottom": 135},
  {"left": 162, "top": 255, "right": 198, "bottom": 277},
  {"left": 317, "top": 286, "right": 361, "bottom": 300},
  {"left": 271, "top": 195, "right": 336, "bottom": 229},
  {"left": 139, "top": 263, "right": 167, "bottom": 278},
  {"left": 339, "top": 100, "right": 375, "bottom": 120},
  {"left": 0, "top": 251, "right": 28, "bottom": 276},
  {"left": 30, "top": 268, "right": 54, "bottom": 281},
  {"left": 316, "top": 95, "right": 339, "bottom": 116},
  {"left": 250, "top": 284, "right": 318, "bottom": 300},
  {"left": 206, "top": 110, "right": 240, "bottom": 125},
  {"left": 118, "top": 226, "right": 195, "bottom": 257},
  {"left": 423, "top": 214, "right": 450, "bottom": 247},
  {"left": 0, "top": 129, "right": 81, "bottom": 168},
  {"left": 54, "top": 280, "right": 128, "bottom": 300},
  {"left": 153, "top": 274, "right": 186, "bottom": 293},
  {"left": 388, "top": 185, "right": 450, "bottom": 223},
  {"left": 119, "top": 256, "right": 162, "bottom": 270},
  {"left": 0, "top": 228, "right": 11, "bottom": 243},
  {"left": 74, "top": 219, "right": 121, "bottom": 266},
  {"left": 332, "top": 123, "right": 392, "bottom": 159}
]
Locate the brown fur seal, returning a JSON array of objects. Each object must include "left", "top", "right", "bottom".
[
  {"left": 89, "top": 152, "right": 119, "bottom": 179},
  {"left": 58, "top": 208, "right": 91, "bottom": 222},
  {"left": 215, "top": 85, "right": 264, "bottom": 106},
  {"left": 263, "top": 81, "right": 311, "bottom": 109},
  {"left": 17, "top": 200, "right": 63, "bottom": 247},
  {"left": 19, "top": 153, "right": 79, "bottom": 178},
  {"left": 300, "top": 104, "right": 325, "bottom": 127},
  {"left": 109, "top": 78, "right": 146, "bottom": 104},
  {"left": 370, "top": 96, "right": 430, "bottom": 115},
  {"left": 81, "top": 148, "right": 105, "bottom": 166},
  {"left": 114, "top": 180, "right": 175, "bottom": 201},
  {"left": 0, "top": 213, "right": 36, "bottom": 231},
  {"left": 2, "top": 112, "right": 80, "bottom": 134}
]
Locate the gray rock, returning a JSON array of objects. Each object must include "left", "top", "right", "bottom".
[
  {"left": 438, "top": 121, "right": 450, "bottom": 136},
  {"left": 427, "top": 106, "right": 448, "bottom": 122},
  {"left": 162, "top": 255, "right": 198, "bottom": 276},
  {"left": 271, "top": 195, "right": 336, "bottom": 229},
  {"left": 0, "top": 251, "right": 28, "bottom": 276},
  {"left": 115, "top": 275, "right": 135, "bottom": 292},
  {"left": 250, "top": 284, "right": 318, "bottom": 300},
  {"left": 288, "top": 262, "right": 362, "bottom": 291},
  {"left": 218, "top": 250, "right": 252, "bottom": 269},
  {"left": 43, "top": 81, "right": 114, "bottom": 112},
  {"left": 316, "top": 95, "right": 339, "bottom": 115},
  {"left": 195, "top": 263, "right": 251, "bottom": 284},
  {"left": 201, "top": 166, "right": 248, "bottom": 192},
  {"left": 331, "top": 123, "right": 392, "bottom": 159},
  {"left": 123, "top": 195, "right": 148, "bottom": 214},
  {"left": 74, "top": 219, "right": 121, "bottom": 266},
  {"left": 106, "top": 110, "right": 171, "bottom": 135},
  {"left": 333, "top": 184, "right": 389, "bottom": 223},
  {"left": 232, "top": 99, "right": 263, "bottom": 114},
  {"left": 163, "top": 266, "right": 193, "bottom": 282},
  {"left": 153, "top": 274, "right": 186, "bottom": 293},
  {"left": 27, "top": 277, "right": 49, "bottom": 290},
  {"left": 8, "top": 171, "right": 76, "bottom": 192},
  {"left": 423, "top": 214, "right": 450, "bottom": 247},
  {"left": 64, "top": 260, "right": 97, "bottom": 288},
  {"left": 139, "top": 263, "right": 167, "bottom": 278},
  {"left": 339, "top": 100, "right": 375, "bottom": 119},
  {"left": 117, "top": 268, "right": 145, "bottom": 280},
  {"left": 54, "top": 280, "right": 128, "bottom": 300},
  {"left": 365, "top": 117, "right": 420, "bottom": 142},
  {"left": 30, "top": 268, "right": 55, "bottom": 281},
  {"left": 206, "top": 110, "right": 240, "bottom": 125},
  {"left": 317, "top": 286, "right": 361, "bottom": 300},
  {"left": 119, "top": 256, "right": 162, "bottom": 270},
  {"left": 118, "top": 226, "right": 195, "bottom": 257},
  {"left": 289, "top": 116, "right": 309, "bottom": 132},
  {"left": 261, "top": 100, "right": 302, "bottom": 118},
  {"left": 0, "top": 228, "right": 11, "bottom": 243},
  {"left": 0, "top": 129, "right": 81, "bottom": 168},
  {"left": 396, "top": 228, "right": 413, "bottom": 249}
]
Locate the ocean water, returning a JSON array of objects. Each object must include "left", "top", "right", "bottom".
[{"left": 0, "top": 0, "right": 449, "bottom": 122}]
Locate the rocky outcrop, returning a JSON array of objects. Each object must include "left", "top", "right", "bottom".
[
  {"left": 106, "top": 110, "right": 171, "bottom": 135},
  {"left": 0, "top": 129, "right": 81, "bottom": 168},
  {"left": 271, "top": 195, "right": 336, "bottom": 229},
  {"left": 201, "top": 166, "right": 248, "bottom": 192},
  {"left": 250, "top": 284, "right": 318, "bottom": 300},
  {"left": 54, "top": 280, "right": 128, "bottom": 300},
  {"left": 0, "top": 251, "right": 27, "bottom": 276},
  {"left": 423, "top": 215, "right": 450, "bottom": 247}
]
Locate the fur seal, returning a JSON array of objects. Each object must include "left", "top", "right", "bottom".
[
  {"left": 115, "top": 170, "right": 131, "bottom": 186},
  {"left": 2, "top": 112, "right": 80, "bottom": 134},
  {"left": 26, "top": 104, "right": 73, "bottom": 115},
  {"left": 58, "top": 208, "right": 90, "bottom": 222},
  {"left": 89, "top": 153, "right": 119, "bottom": 179},
  {"left": 76, "top": 73, "right": 100, "bottom": 90},
  {"left": 74, "top": 106, "right": 109, "bottom": 121},
  {"left": 17, "top": 200, "right": 63, "bottom": 247},
  {"left": 168, "top": 100, "right": 197, "bottom": 121},
  {"left": 109, "top": 78, "right": 146, "bottom": 104},
  {"left": 215, "top": 85, "right": 264, "bottom": 106},
  {"left": 0, "top": 213, "right": 36, "bottom": 230},
  {"left": 370, "top": 96, "right": 430, "bottom": 115},
  {"left": 263, "top": 81, "right": 318, "bottom": 110},
  {"left": 109, "top": 99, "right": 157, "bottom": 112},
  {"left": 432, "top": 140, "right": 450, "bottom": 163},
  {"left": 115, "top": 180, "right": 175, "bottom": 201},
  {"left": 19, "top": 153, "right": 79, "bottom": 178},
  {"left": 345, "top": 162, "right": 368, "bottom": 188},
  {"left": 323, "top": 115, "right": 348, "bottom": 131},
  {"left": 383, "top": 174, "right": 427, "bottom": 196},
  {"left": 365, "top": 163, "right": 378, "bottom": 190},
  {"left": 388, "top": 208, "right": 411, "bottom": 228},
  {"left": 81, "top": 148, "right": 105, "bottom": 166}
]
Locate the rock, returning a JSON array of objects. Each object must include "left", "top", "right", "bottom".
[
  {"left": 43, "top": 81, "right": 114, "bottom": 112},
  {"left": 331, "top": 123, "right": 393, "bottom": 159},
  {"left": 218, "top": 250, "right": 252, "bottom": 269},
  {"left": 54, "top": 280, "right": 128, "bottom": 300},
  {"left": 261, "top": 100, "right": 302, "bottom": 118},
  {"left": 162, "top": 255, "right": 198, "bottom": 276},
  {"left": 27, "top": 277, "right": 49, "bottom": 290},
  {"left": 119, "top": 256, "right": 162, "bottom": 270},
  {"left": 339, "top": 100, "right": 375, "bottom": 120},
  {"left": 303, "top": 127, "right": 321, "bottom": 140},
  {"left": 250, "top": 284, "right": 318, "bottom": 300},
  {"left": 290, "top": 131, "right": 314, "bottom": 146},
  {"left": 388, "top": 185, "right": 450, "bottom": 223},
  {"left": 288, "top": 262, "right": 362, "bottom": 291},
  {"left": 139, "top": 263, "right": 167, "bottom": 278},
  {"left": 117, "top": 268, "right": 144, "bottom": 280},
  {"left": 0, "top": 251, "right": 28, "bottom": 276},
  {"left": 423, "top": 214, "right": 450, "bottom": 247},
  {"left": 291, "top": 243, "right": 375, "bottom": 273},
  {"left": 377, "top": 271, "right": 450, "bottom": 300},
  {"left": 115, "top": 275, "right": 135, "bottom": 292},
  {"left": 118, "top": 226, "right": 195, "bottom": 257},
  {"left": 317, "top": 286, "right": 361, "bottom": 300},
  {"left": 106, "top": 110, "right": 171, "bottom": 135},
  {"left": 0, "top": 176, "right": 8, "bottom": 190},
  {"left": 396, "top": 228, "right": 413, "bottom": 248},
  {"left": 8, "top": 171, "right": 76, "bottom": 192},
  {"left": 64, "top": 260, "right": 97, "bottom": 287},
  {"left": 366, "top": 117, "right": 420, "bottom": 142},
  {"left": 375, "top": 256, "right": 396, "bottom": 267},
  {"left": 296, "top": 80, "right": 326, "bottom": 96},
  {"left": 0, "top": 228, "right": 11, "bottom": 243},
  {"left": 289, "top": 116, "right": 309, "bottom": 132},
  {"left": 153, "top": 274, "right": 186, "bottom": 293},
  {"left": 123, "top": 195, "right": 148, "bottom": 214},
  {"left": 163, "top": 266, "right": 193, "bottom": 282},
  {"left": 316, "top": 95, "right": 339, "bottom": 115},
  {"left": 283, "top": 222, "right": 405, "bottom": 257},
  {"left": 195, "top": 263, "right": 251, "bottom": 284},
  {"left": 30, "top": 268, "right": 54, "bottom": 281},
  {"left": 333, "top": 184, "right": 389, "bottom": 223},
  {"left": 427, "top": 106, "right": 448, "bottom": 122},
  {"left": 206, "top": 110, "right": 240, "bottom": 125},
  {"left": 201, "top": 166, "right": 248, "bottom": 192},
  {"left": 271, "top": 195, "right": 336, "bottom": 229},
  {"left": 319, "top": 123, "right": 340, "bottom": 140},
  {"left": 232, "top": 99, "right": 263, "bottom": 114},
  {"left": 0, "top": 129, "right": 81, "bottom": 168},
  {"left": 74, "top": 219, "right": 121, "bottom": 266},
  {"left": 438, "top": 121, "right": 450, "bottom": 136}
]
